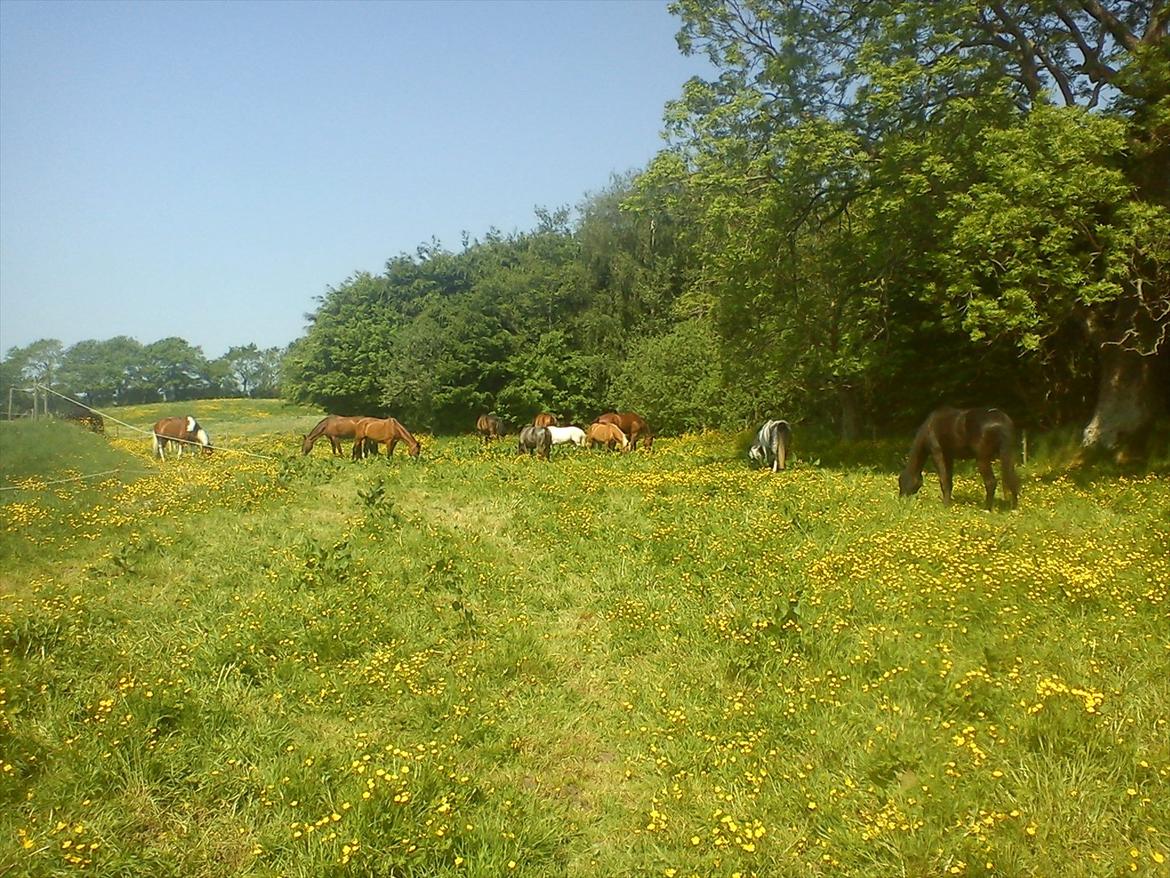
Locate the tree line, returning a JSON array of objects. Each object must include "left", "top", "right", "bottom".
[
  {"left": 285, "top": 1, "right": 1168, "bottom": 453},
  {"left": 0, "top": 337, "right": 283, "bottom": 413},
  {"left": 8, "top": 3, "right": 1165, "bottom": 451}
]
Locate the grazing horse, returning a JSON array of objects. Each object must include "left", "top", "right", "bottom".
[
  {"left": 586, "top": 422, "right": 628, "bottom": 451},
  {"left": 899, "top": 407, "right": 1020, "bottom": 511},
  {"left": 517, "top": 425, "right": 552, "bottom": 460},
  {"left": 302, "top": 415, "right": 375, "bottom": 456},
  {"left": 533, "top": 413, "right": 558, "bottom": 428},
  {"left": 546, "top": 425, "right": 586, "bottom": 448},
  {"left": 476, "top": 414, "right": 505, "bottom": 443},
  {"left": 152, "top": 416, "right": 212, "bottom": 459},
  {"left": 352, "top": 417, "right": 421, "bottom": 460},
  {"left": 749, "top": 419, "right": 791, "bottom": 472},
  {"left": 595, "top": 412, "right": 654, "bottom": 451}
]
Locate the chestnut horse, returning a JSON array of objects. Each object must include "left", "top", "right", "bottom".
[
  {"left": 302, "top": 415, "right": 375, "bottom": 456},
  {"left": 152, "top": 416, "right": 212, "bottom": 459},
  {"left": 586, "top": 422, "right": 628, "bottom": 451},
  {"left": 899, "top": 407, "right": 1020, "bottom": 510},
  {"left": 595, "top": 412, "right": 653, "bottom": 451},
  {"left": 533, "top": 413, "right": 558, "bottom": 428},
  {"left": 353, "top": 417, "right": 421, "bottom": 460},
  {"left": 476, "top": 414, "right": 505, "bottom": 443}
]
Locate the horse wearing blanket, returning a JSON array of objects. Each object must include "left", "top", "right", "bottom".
[
  {"left": 517, "top": 426, "right": 552, "bottom": 460},
  {"left": 749, "top": 419, "right": 791, "bottom": 472}
]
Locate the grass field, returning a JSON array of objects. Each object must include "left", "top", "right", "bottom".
[{"left": 1, "top": 402, "right": 1167, "bottom": 877}]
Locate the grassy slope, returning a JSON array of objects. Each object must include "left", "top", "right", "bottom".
[{"left": 1, "top": 404, "right": 1167, "bottom": 877}]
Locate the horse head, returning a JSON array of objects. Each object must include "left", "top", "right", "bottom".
[{"left": 898, "top": 469, "right": 922, "bottom": 498}]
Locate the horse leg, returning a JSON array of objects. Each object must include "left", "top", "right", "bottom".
[
  {"left": 932, "top": 447, "right": 953, "bottom": 506},
  {"left": 387, "top": 439, "right": 398, "bottom": 458},
  {"left": 329, "top": 436, "right": 342, "bottom": 456},
  {"left": 772, "top": 433, "right": 786, "bottom": 472},
  {"left": 977, "top": 457, "right": 997, "bottom": 511},
  {"left": 1002, "top": 454, "right": 1020, "bottom": 510}
]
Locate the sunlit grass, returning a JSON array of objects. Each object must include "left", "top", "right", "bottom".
[{"left": 1, "top": 408, "right": 1167, "bottom": 876}]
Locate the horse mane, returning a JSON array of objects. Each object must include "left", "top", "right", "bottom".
[
  {"left": 904, "top": 418, "right": 934, "bottom": 476},
  {"left": 306, "top": 416, "right": 332, "bottom": 441},
  {"left": 393, "top": 418, "right": 420, "bottom": 451}
]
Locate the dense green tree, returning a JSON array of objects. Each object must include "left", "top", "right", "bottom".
[
  {"left": 214, "top": 344, "right": 282, "bottom": 398},
  {"left": 665, "top": 0, "right": 1169, "bottom": 450},
  {"left": 141, "top": 337, "right": 211, "bottom": 402},
  {"left": 282, "top": 272, "right": 402, "bottom": 414},
  {"left": 57, "top": 336, "right": 145, "bottom": 405},
  {"left": 5, "top": 339, "right": 63, "bottom": 388},
  {"left": 609, "top": 317, "right": 750, "bottom": 433}
]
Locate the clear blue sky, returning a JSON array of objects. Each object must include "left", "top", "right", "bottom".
[{"left": 0, "top": 0, "right": 711, "bottom": 359}]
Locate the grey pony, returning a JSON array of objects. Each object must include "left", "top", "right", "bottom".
[{"left": 517, "top": 425, "right": 552, "bottom": 460}]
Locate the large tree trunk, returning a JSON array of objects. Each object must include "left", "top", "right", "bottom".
[
  {"left": 839, "top": 385, "right": 861, "bottom": 441},
  {"left": 1081, "top": 343, "right": 1167, "bottom": 456}
]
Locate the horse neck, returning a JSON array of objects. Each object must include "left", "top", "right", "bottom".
[
  {"left": 391, "top": 419, "right": 418, "bottom": 450},
  {"left": 308, "top": 417, "right": 330, "bottom": 440},
  {"left": 905, "top": 428, "right": 930, "bottom": 475}
]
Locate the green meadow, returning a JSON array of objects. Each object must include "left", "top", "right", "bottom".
[{"left": 1, "top": 402, "right": 1167, "bottom": 877}]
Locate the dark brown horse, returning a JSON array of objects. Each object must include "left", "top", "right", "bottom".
[
  {"left": 595, "top": 412, "right": 653, "bottom": 451},
  {"left": 899, "top": 407, "right": 1020, "bottom": 510},
  {"left": 476, "top": 414, "right": 505, "bottom": 443},
  {"left": 302, "top": 415, "right": 375, "bottom": 456},
  {"left": 152, "top": 416, "right": 212, "bottom": 459},
  {"left": 533, "top": 413, "right": 558, "bottom": 428},
  {"left": 353, "top": 417, "right": 421, "bottom": 460},
  {"left": 63, "top": 408, "right": 104, "bottom": 433}
]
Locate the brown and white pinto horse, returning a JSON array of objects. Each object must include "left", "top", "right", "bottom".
[
  {"left": 476, "top": 414, "right": 505, "bottom": 443},
  {"left": 533, "top": 413, "right": 558, "bottom": 428},
  {"left": 353, "top": 417, "right": 421, "bottom": 460},
  {"left": 899, "top": 407, "right": 1020, "bottom": 510},
  {"left": 152, "top": 416, "right": 212, "bottom": 459},
  {"left": 595, "top": 412, "right": 653, "bottom": 451},
  {"left": 585, "top": 422, "right": 629, "bottom": 451}
]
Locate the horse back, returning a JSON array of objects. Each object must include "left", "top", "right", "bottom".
[
  {"left": 965, "top": 408, "right": 1015, "bottom": 458},
  {"left": 925, "top": 407, "right": 1014, "bottom": 459},
  {"left": 153, "top": 416, "right": 187, "bottom": 438},
  {"left": 599, "top": 412, "right": 647, "bottom": 438}
]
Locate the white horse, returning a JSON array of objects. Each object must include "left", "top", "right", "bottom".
[
  {"left": 546, "top": 425, "right": 586, "bottom": 447},
  {"left": 749, "top": 419, "right": 791, "bottom": 472}
]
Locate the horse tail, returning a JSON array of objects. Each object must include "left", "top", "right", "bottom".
[
  {"left": 773, "top": 420, "right": 791, "bottom": 471},
  {"left": 998, "top": 418, "right": 1021, "bottom": 507}
]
